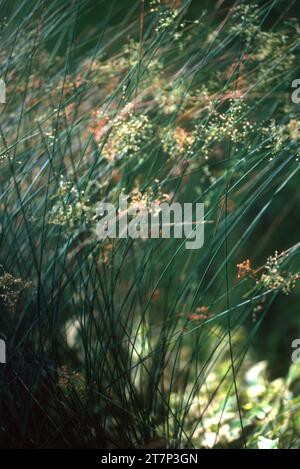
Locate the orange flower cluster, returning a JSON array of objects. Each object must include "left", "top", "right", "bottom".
[{"left": 163, "top": 0, "right": 181, "bottom": 8}]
